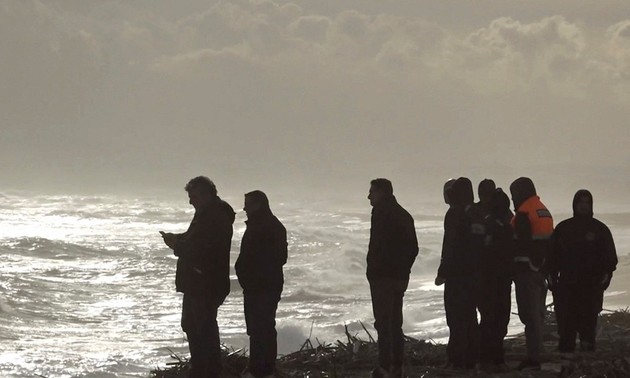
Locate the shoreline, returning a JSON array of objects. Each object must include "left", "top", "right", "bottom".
[{"left": 151, "top": 308, "right": 630, "bottom": 378}]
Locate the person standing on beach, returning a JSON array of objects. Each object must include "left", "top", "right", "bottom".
[
  {"left": 509, "top": 177, "right": 553, "bottom": 371},
  {"left": 548, "top": 189, "right": 617, "bottom": 352},
  {"left": 367, "top": 178, "right": 419, "bottom": 378},
  {"left": 435, "top": 177, "right": 479, "bottom": 370},
  {"left": 466, "top": 179, "right": 495, "bottom": 369},
  {"left": 236, "top": 190, "right": 287, "bottom": 378},
  {"left": 160, "top": 176, "right": 235, "bottom": 378},
  {"left": 477, "top": 188, "right": 514, "bottom": 372}
]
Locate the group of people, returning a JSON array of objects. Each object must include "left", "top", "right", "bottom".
[
  {"left": 432, "top": 177, "right": 618, "bottom": 375},
  {"left": 159, "top": 175, "right": 618, "bottom": 378},
  {"left": 160, "top": 177, "right": 287, "bottom": 378}
]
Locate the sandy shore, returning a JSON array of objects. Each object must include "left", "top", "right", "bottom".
[{"left": 152, "top": 308, "right": 630, "bottom": 378}]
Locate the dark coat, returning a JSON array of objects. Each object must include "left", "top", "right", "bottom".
[
  {"left": 437, "top": 177, "right": 475, "bottom": 278},
  {"left": 174, "top": 197, "right": 235, "bottom": 299},
  {"left": 467, "top": 201, "right": 491, "bottom": 268},
  {"left": 549, "top": 190, "right": 617, "bottom": 287},
  {"left": 235, "top": 209, "right": 287, "bottom": 294},
  {"left": 367, "top": 195, "right": 419, "bottom": 281},
  {"left": 480, "top": 189, "right": 515, "bottom": 277}
]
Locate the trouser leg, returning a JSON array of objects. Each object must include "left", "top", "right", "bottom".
[
  {"left": 514, "top": 271, "right": 545, "bottom": 361},
  {"left": 478, "top": 276, "right": 495, "bottom": 364},
  {"left": 391, "top": 282, "right": 406, "bottom": 368},
  {"left": 245, "top": 291, "right": 281, "bottom": 377},
  {"left": 182, "top": 294, "right": 222, "bottom": 378},
  {"left": 371, "top": 281, "right": 393, "bottom": 369},
  {"left": 494, "top": 277, "right": 512, "bottom": 364},
  {"left": 445, "top": 277, "right": 478, "bottom": 367},
  {"left": 478, "top": 276, "right": 510, "bottom": 365},
  {"left": 554, "top": 284, "right": 572, "bottom": 352},
  {"left": 578, "top": 286, "right": 602, "bottom": 350},
  {"left": 370, "top": 279, "right": 408, "bottom": 370}
]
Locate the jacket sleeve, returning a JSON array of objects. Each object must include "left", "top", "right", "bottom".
[
  {"left": 601, "top": 224, "right": 618, "bottom": 274},
  {"left": 173, "top": 215, "right": 212, "bottom": 259},
  {"left": 548, "top": 226, "right": 564, "bottom": 281},
  {"left": 174, "top": 212, "right": 232, "bottom": 265},
  {"left": 255, "top": 220, "right": 287, "bottom": 271},
  {"left": 400, "top": 212, "right": 419, "bottom": 269},
  {"left": 275, "top": 222, "right": 288, "bottom": 267},
  {"left": 513, "top": 212, "right": 532, "bottom": 242},
  {"left": 437, "top": 211, "right": 456, "bottom": 278}
]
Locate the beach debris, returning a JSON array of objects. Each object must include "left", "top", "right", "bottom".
[{"left": 152, "top": 308, "right": 630, "bottom": 377}]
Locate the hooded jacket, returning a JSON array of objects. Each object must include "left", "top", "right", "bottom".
[
  {"left": 549, "top": 190, "right": 617, "bottom": 287},
  {"left": 367, "top": 195, "right": 419, "bottom": 281},
  {"left": 174, "top": 197, "right": 235, "bottom": 299},
  {"left": 236, "top": 207, "right": 287, "bottom": 294},
  {"left": 467, "top": 180, "right": 496, "bottom": 264},
  {"left": 509, "top": 177, "right": 553, "bottom": 272},
  {"left": 480, "top": 188, "right": 515, "bottom": 276},
  {"left": 437, "top": 177, "right": 476, "bottom": 278}
]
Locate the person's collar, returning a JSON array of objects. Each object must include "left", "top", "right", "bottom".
[
  {"left": 374, "top": 195, "right": 396, "bottom": 209},
  {"left": 247, "top": 207, "right": 272, "bottom": 221},
  {"left": 196, "top": 197, "right": 218, "bottom": 214}
]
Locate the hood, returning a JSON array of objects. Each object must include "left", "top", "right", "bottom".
[
  {"left": 478, "top": 178, "right": 496, "bottom": 205},
  {"left": 246, "top": 207, "right": 274, "bottom": 222},
  {"left": 443, "top": 178, "right": 456, "bottom": 205},
  {"left": 451, "top": 177, "right": 474, "bottom": 209},
  {"left": 490, "top": 188, "right": 511, "bottom": 218},
  {"left": 510, "top": 177, "right": 537, "bottom": 210},
  {"left": 572, "top": 189, "right": 593, "bottom": 218}
]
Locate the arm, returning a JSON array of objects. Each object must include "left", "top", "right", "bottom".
[
  {"left": 547, "top": 228, "right": 562, "bottom": 290},
  {"left": 401, "top": 212, "right": 419, "bottom": 267},
  {"left": 601, "top": 225, "right": 618, "bottom": 289},
  {"left": 436, "top": 210, "right": 456, "bottom": 281},
  {"left": 160, "top": 230, "right": 187, "bottom": 250},
  {"left": 174, "top": 212, "right": 231, "bottom": 261}
]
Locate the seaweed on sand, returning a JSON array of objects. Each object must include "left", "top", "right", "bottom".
[{"left": 152, "top": 309, "right": 630, "bottom": 377}]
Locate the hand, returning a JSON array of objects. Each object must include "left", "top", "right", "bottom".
[
  {"left": 160, "top": 231, "right": 177, "bottom": 249},
  {"left": 434, "top": 276, "right": 446, "bottom": 286}
]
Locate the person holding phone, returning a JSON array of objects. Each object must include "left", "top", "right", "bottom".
[{"left": 160, "top": 176, "right": 235, "bottom": 378}]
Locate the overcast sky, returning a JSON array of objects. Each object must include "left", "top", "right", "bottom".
[{"left": 1, "top": 1, "right": 629, "bottom": 202}]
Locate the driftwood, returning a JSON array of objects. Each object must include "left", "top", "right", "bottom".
[{"left": 151, "top": 308, "right": 630, "bottom": 378}]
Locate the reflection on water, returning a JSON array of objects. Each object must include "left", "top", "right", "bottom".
[{"left": 0, "top": 193, "right": 628, "bottom": 377}]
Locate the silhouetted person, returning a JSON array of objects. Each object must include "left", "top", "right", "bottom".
[
  {"left": 477, "top": 188, "right": 514, "bottom": 372},
  {"left": 435, "top": 177, "right": 478, "bottom": 370},
  {"left": 467, "top": 180, "right": 495, "bottom": 269},
  {"left": 466, "top": 179, "right": 496, "bottom": 369},
  {"left": 509, "top": 177, "right": 553, "bottom": 371},
  {"left": 367, "top": 178, "right": 419, "bottom": 378},
  {"left": 236, "top": 190, "right": 287, "bottom": 378},
  {"left": 160, "top": 176, "right": 235, "bottom": 378},
  {"left": 549, "top": 190, "right": 617, "bottom": 352}
]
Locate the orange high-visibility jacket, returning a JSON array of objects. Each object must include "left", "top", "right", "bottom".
[
  {"left": 511, "top": 196, "right": 554, "bottom": 270},
  {"left": 513, "top": 196, "right": 554, "bottom": 239}
]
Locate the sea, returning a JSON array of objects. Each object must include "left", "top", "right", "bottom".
[{"left": 1, "top": 191, "right": 629, "bottom": 378}]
